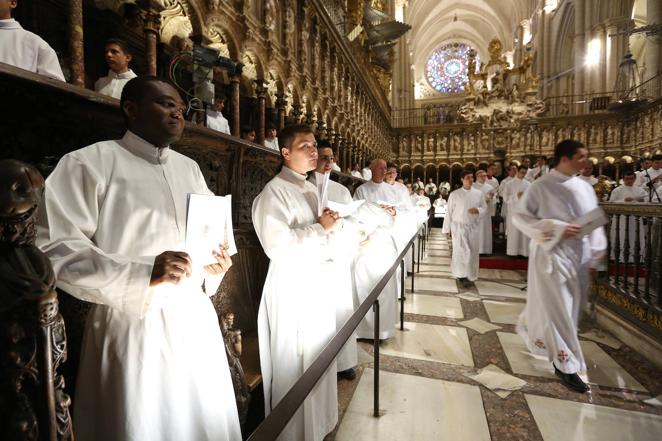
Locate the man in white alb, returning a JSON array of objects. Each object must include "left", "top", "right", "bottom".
[
  {"left": 361, "top": 164, "right": 372, "bottom": 181},
  {"left": 525, "top": 155, "right": 549, "bottom": 182},
  {"left": 637, "top": 154, "right": 662, "bottom": 202},
  {"left": 206, "top": 94, "right": 231, "bottom": 135},
  {"left": 442, "top": 170, "right": 486, "bottom": 287},
  {"left": 308, "top": 140, "right": 359, "bottom": 381},
  {"left": 0, "top": 0, "right": 64, "bottom": 80},
  {"left": 424, "top": 178, "right": 438, "bottom": 197},
  {"left": 634, "top": 158, "right": 652, "bottom": 187},
  {"left": 353, "top": 159, "right": 400, "bottom": 340},
  {"left": 485, "top": 163, "right": 500, "bottom": 216},
  {"left": 498, "top": 163, "right": 517, "bottom": 226},
  {"left": 252, "top": 125, "right": 340, "bottom": 441},
  {"left": 413, "top": 177, "right": 424, "bottom": 191},
  {"left": 608, "top": 170, "right": 648, "bottom": 262},
  {"left": 94, "top": 38, "right": 137, "bottom": 99},
  {"left": 513, "top": 139, "right": 606, "bottom": 394},
  {"left": 578, "top": 162, "right": 598, "bottom": 186},
  {"left": 386, "top": 164, "right": 418, "bottom": 273},
  {"left": 350, "top": 163, "right": 363, "bottom": 178},
  {"left": 504, "top": 165, "right": 530, "bottom": 256},
  {"left": 37, "top": 76, "right": 241, "bottom": 441},
  {"left": 472, "top": 169, "right": 494, "bottom": 254},
  {"left": 263, "top": 122, "right": 279, "bottom": 151}
]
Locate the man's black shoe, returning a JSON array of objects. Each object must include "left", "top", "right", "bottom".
[
  {"left": 554, "top": 365, "right": 589, "bottom": 393},
  {"left": 337, "top": 368, "right": 356, "bottom": 381}
]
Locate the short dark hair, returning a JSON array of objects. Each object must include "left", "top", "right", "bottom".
[
  {"left": 266, "top": 121, "right": 277, "bottom": 131},
  {"left": 652, "top": 154, "right": 662, "bottom": 161},
  {"left": 240, "top": 126, "right": 256, "bottom": 137},
  {"left": 518, "top": 165, "right": 528, "bottom": 172},
  {"left": 105, "top": 38, "right": 132, "bottom": 56},
  {"left": 278, "top": 124, "right": 314, "bottom": 149},
  {"left": 215, "top": 93, "right": 226, "bottom": 102},
  {"left": 120, "top": 75, "right": 167, "bottom": 121},
  {"left": 386, "top": 162, "right": 397, "bottom": 170},
  {"left": 487, "top": 162, "right": 496, "bottom": 167},
  {"left": 623, "top": 170, "right": 636, "bottom": 177},
  {"left": 554, "top": 139, "right": 584, "bottom": 165},
  {"left": 460, "top": 169, "right": 473, "bottom": 179},
  {"left": 316, "top": 139, "right": 333, "bottom": 149}
]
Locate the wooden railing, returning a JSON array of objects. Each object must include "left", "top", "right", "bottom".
[{"left": 597, "top": 202, "right": 662, "bottom": 340}]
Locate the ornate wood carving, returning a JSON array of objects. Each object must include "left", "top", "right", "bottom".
[{"left": 0, "top": 159, "right": 73, "bottom": 440}]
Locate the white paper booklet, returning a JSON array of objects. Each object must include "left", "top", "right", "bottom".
[
  {"left": 186, "top": 193, "right": 237, "bottom": 266},
  {"left": 326, "top": 199, "right": 365, "bottom": 218},
  {"left": 573, "top": 206, "right": 609, "bottom": 236},
  {"left": 315, "top": 172, "right": 331, "bottom": 216}
]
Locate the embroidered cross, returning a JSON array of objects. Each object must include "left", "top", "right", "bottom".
[
  {"left": 534, "top": 339, "right": 546, "bottom": 349},
  {"left": 557, "top": 350, "right": 569, "bottom": 363}
]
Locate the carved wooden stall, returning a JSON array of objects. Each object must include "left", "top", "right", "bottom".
[{"left": 0, "top": 63, "right": 364, "bottom": 434}]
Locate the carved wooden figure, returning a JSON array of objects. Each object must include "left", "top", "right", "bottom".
[{"left": 0, "top": 159, "right": 73, "bottom": 441}]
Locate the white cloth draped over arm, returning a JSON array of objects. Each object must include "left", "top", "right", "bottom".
[
  {"left": 252, "top": 186, "right": 331, "bottom": 262},
  {"left": 36, "top": 155, "right": 156, "bottom": 318},
  {"left": 512, "top": 185, "right": 569, "bottom": 248}
]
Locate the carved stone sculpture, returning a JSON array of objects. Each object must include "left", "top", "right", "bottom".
[
  {"left": 221, "top": 312, "right": 250, "bottom": 424},
  {"left": 0, "top": 159, "right": 73, "bottom": 440}
]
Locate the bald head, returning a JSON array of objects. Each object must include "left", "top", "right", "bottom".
[{"left": 370, "top": 159, "right": 387, "bottom": 183}]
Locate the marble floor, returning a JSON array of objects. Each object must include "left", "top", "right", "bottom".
[{"left": 329, "top": 229, "right": 662, "bottom": 441}]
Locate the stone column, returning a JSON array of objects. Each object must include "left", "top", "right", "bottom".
[
  {"left": 597, "top": 25, "right": 607, "bottom": 92},
  {"left": 229, "top": 75, "right": 241, "bottom": 137},
  {"left": 645, "top": 0, "right": 662, "bottom": 81},
  {"left": 142, "top": 9, "right": 160, "bottom": 76},
  {"left": 68, "top": 0, "right": 85, "bottom": 86},
  {"left": 275, "top": 94, "right": 286, "bottom": 130},
  {"left": 291, "top": 104, "right": 303, "bottom": 124},
  {"left": 573, "top": 0, "right": 586, "bottom": 98},
  {"left": 256, "top": 80, "right": 267, "bottom": 145}
]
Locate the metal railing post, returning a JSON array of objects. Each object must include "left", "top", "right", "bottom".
[
  {"left": 373, "top": 300, "right": 380, "bottom": 417},
  {"left": 400, "top": 259, "right": 405, "bottom": 331}
]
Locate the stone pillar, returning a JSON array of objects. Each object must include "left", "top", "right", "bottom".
[
  {"left": 143, "top": 9, "right": 160, "bottom": 76},
  {"left": 573, "top": 0, "right": 586, "bottom": 98},
  {"left": 275, "top": 94, "right": 286, "bottom": 130},
  {"left": 229, "top": 75, "right": 241, "bottom": 137},
  {"left": 291, "top": 104, "right": 303, "bottom": 124},
  {"left": 645, "top": 0, "right": 662, "bottom": 81},
  {"left": 68, "top": 0, "right": 85, "bottom": 86},
  {"left": 256, "top": 80, "right": 267, "bottom": 145},
  {"left": 597, "top": 25, "right": 607, "bottom": 92}
]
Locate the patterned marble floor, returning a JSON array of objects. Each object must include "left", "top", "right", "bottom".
[{"left": 330, "top": 229, "right": 662, "bottom": 441}]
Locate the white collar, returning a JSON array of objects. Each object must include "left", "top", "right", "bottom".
[
  {"left": 0, "top": 19, "right": 22, "bottom": 30},
  {"left": 279, "top": 165, "right": 309, "bottom": 187},
  {"left": 119, "top": 131, "right": 169, "bottom": 164},
  {"left": 106, "top": 69, "right": 135, "bottom": 80}
]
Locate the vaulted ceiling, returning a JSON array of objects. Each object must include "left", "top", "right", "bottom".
[{"left": 405, "top": 0, "right": 533, "bottom": 93}]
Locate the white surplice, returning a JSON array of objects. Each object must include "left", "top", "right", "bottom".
[
  {"left": 388, "top": 181, "right": 418, "bottom": 272},
  {"left": 94, "top": 69, "right": 137, "bottom": 99},
  {"left": 441, "top": 187, "right": 486, "bottom": 281},
  {"left": 36, "top": 131, "right": 241, "bottom": 441},
  {"left": 206, "top": 109, "right": 231, "bottom": 134},
  {"left": 252, "top": 167, "right": 338, "bottom": 441},
  {"left": 503, "top": 177, "right": 531, "bottom": 256},
  {"left": 636, "top": 167, "right": 662, "bottom": 199},
  {"left": 353, "top": 181, "right": 400, "bottom": 339},
  {"left": 0, "top": 19, "right": 65, "bottom": 81},
  {"left": 608, "top": 184, "right": 649, "bottom": 261},
  {"left": 263, "top": 137, "right": 280, "bottom": 151},
  {"left": 350, "top": 170, "right": 363, "bottom": 178},
  {"left": 578, "top": 175, "right": 598, "bottom": 186},
  {"left": 498, "top": 176, "right": 515, "bottom": 224},
  {"left": 361, "top": 167, "right": 372, "bottom": 181},
  {"left": 525, "top": 165, "right": 549, "bottom": 182},
  {"left": 309, "top": 175, "right": 358, "bottom": 372},
  {"left": 472, "top": 182, "right": 494, "bottom": 254},
  {"left": 485, "top": 176, "right": 499, "bottom": 216},
  {"left": 512, "top": 170, "right": 607, "bottom": 374},
  {"left": 411, "top": 194, "right": 432, "bottom": 224}
]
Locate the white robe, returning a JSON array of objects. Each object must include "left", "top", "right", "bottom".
[
  {"left": 424, "top": 182, "right": 437, "bottom": 195},
  {"left": 472, "top": 182, "right": 493, "bottom": 254},
  {"left": 353, "top": 181, "right": 400, "bottom": 339},
  {"left": 485, "top": 176, "right": 499, "bottom": 216},
  {"left": 442, "top": 187, "right": 486, "bottom": 281},
  {"left": 36, "top": 131, "right": 241, "bottom": 441},
  {"left": 411, "top": 194, "right": 431, "bottom": 224},
  {"left": 608, "top": 184, "right": 648, "bottom": 262},
  {"left": 578, "top": 175, "right": 598, "bottom": 186},
  {"left": 94, "top": 69, "right": 137, "bottom": 99},
  {"left": 525, "top": 165, "right": 549, "bottom": 182},
  {"left": 309, "top": 175, "right": 358, "bottom": 372},
  {"left": 503, "top": 177, "right": 531, "bottom": 256},
  {"left": 206, "top": 109, "right": 231, "bottom": 134},
  {"left": 252, "top": 167, "right": 338, "bottom": 441},
  {"left": 636, "top": 167, "right": 662, "bottom": 201},
  {"left": 350, "top": 170, "right": 362, "bottom": 178},
  {"left": 0, "top": 19, "right": 65, "bottom": 81},
  {"left": 361, "top": 167, "right": 372, "bottom": 180},
  {"left": 512, "top": 170, "right": 607, "bottom": 374},
  {"left": 264, "top": 137, "right": 280, "bottom": 151},
  {"left": 498, "top": 176, "right": 515, "bottom": 223}
]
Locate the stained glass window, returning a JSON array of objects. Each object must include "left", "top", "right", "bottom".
[{"left": 425, "top": 42, "right": 479, "bottom": 94}]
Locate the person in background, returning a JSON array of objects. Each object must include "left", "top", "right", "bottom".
[
  {"left": 241, "top": 126, "right": 256, "bottom": 143},
  {"left": 0, "top": 0, "right": 65, "bottom": 81},
  {"left": 350, "top": 163, "right": 362, "bottom": 178},
  {"left": 206, "top": 94, "right": 231, "bottom": 135},
  {"left": 578, "top": 162, "right": 598, "bottom": 186},
  {"left": 263, "top": 122, "right": 279, "bottom": 151},
  {"left": 94, "top": 38, "right": 137, "bottom": 99}
]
